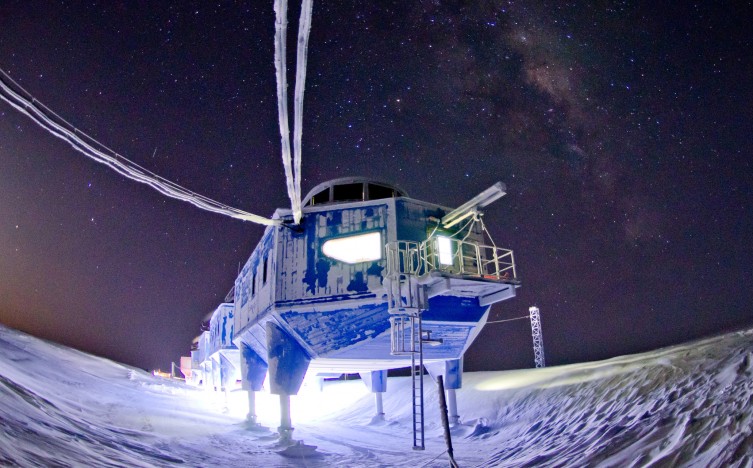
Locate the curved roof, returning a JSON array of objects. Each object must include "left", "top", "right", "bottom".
[{"left": 302, "top": 177, "right": 408, "bottom": 207}]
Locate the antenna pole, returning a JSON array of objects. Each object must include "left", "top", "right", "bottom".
[{"left": 529, "top": 306, "right": 546, "bottom": 368}]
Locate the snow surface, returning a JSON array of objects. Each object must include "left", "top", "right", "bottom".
[{"left": 1, "top": 324, "right": 752, "bottom": 467}]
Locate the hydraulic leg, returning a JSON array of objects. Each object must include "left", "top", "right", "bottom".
[
  {"left": 359, "top": 370, "right": 388, "bottom": 421},
  {"left": 426, "top": 358, "right": 463, "bottom": 425},
  {"left": 266, "top": 321, "right": 310, "bottom": 441},
  {"left": 447, "top": 388, "right": 459, "bottom": 425},
  {"left": 239, "top": 343, "right": 268, "bottom": 424}
]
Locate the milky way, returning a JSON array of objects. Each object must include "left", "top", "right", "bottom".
[{"left": 0, "top": 1, "right": 751, "bottom": 370}]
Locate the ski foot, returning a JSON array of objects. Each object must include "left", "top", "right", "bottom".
[{"left": 276, "top": 440, "right": 319, "bottom": 458}]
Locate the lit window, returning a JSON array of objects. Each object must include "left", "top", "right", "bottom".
[
  {"left": 322, "top": 232, "right": 382, "bottom": 264},
  {"left": 437, "top": 236, "right": 453, "bottom": 265}
]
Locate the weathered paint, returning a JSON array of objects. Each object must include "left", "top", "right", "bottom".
[
  {"left": 208, "top": 303, "right": 236, "bottom": 355},
  {"left": 239, "top": 344, "right": 267, "bottom": 392},
  {"left": 266, "top": 321, "right": 310, "bottom": 395},
  {"left": 234, "top": 229, "right": 276, "bottom": 333},
  {"left": 280, "top": 303, "right": 391, "bottom": 357},
  {"left": 198, "top": 192, "right": 517, "bottom": 394},
  {"left": 278, "top": 204, "right": 389, "bottom": 302},
  {"left": 219, "top": 353, "right": 236, "bottom": 389},
  {"left": 424, "top": 295, "right": 488, "bottom": 322},
  {"left": 425, "top": 359, "right": 463, "bottom": 390}
]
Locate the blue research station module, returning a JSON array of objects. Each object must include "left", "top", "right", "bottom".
[{"left": 187, "top": 177, "right": 519, "bottom": 442}]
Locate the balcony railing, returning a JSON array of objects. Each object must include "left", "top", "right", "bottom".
[{"left": 386, "top": 236, "right": 516, "bottom": 281}]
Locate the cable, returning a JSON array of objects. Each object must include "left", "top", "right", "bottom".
[
  {"left": 273, "top": 0, "right": 298, "bottom": 222},
  {"left": 0, "top": 68, "right": 278, "bottom": 226},
  {"left": 274, "top": 0, "right": 311, "bottom": 225},
  {"left": 486, "top": 315, "right": 530, "bottom": 324},
  {"left": 292, "top": 0, "right": 313, "bottom": 224}
]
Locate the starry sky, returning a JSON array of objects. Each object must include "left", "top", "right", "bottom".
[{"left": 1, "top": 1, "right": 751, "bottom": 372}]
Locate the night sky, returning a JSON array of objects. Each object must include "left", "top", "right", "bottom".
[{"left": 1, "top": 2, "right": 751, "bottom": 372}]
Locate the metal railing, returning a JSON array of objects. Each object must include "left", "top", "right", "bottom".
[{"left": 386, "top": 236, "right": 516, "bottom": 281}]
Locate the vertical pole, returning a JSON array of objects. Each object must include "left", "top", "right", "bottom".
[
  {"left": 375, "top": 392, "right": 384, "bottom": 418},
  {"left": 247, "top": 390, "right": 257, "bottom": 423},
  {"left": 437, "top": 376, "right": 458, "bottom": 468},
  {"left": 447, "top": 388, "right": 459, "bottom": 425},
  {"left": 279, "top": 393, "right": 293, "bottom": 442}
]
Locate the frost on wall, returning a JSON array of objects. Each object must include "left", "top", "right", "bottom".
[
  {"left": 208, "top": 303, "right": 236, "bottom": 355},
  {"left": 277, "top": 204, "right": 388, "bottom": 304},
  {"left": 234, "top": 228, "right": 276, "bottom": 332}
]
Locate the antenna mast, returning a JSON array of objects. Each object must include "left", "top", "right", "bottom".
[{"left": 529, "top": 306, "right": 546, "bottom": 368}]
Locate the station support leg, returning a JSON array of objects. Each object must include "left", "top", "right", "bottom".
[
  {"left": 375, "top": 392, "right": 384, "bottom": 417},
  {"left": 447, "top": 388, "right": 459, "bottom": 425},
  {"left": 359, "top": 370, "right": 388, "bottom": 421},
  {"left": 266, "top": 321, "right": 311, "bottom": 442},
  {"left": 239, "top": 343, "right": 268, "bottom": 424},
  {"left": 219, "top": 353, "right": 236, "bottom": 411},
  {"left": 279, "top": 394, "right": 293, "bottom": 440},
  {"left": 425, "top": 358, "right": 463, "bottom": 425}
]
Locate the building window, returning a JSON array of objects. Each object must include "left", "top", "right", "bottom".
[
  {"left": 368, "top": 183, "right": 395, "bottom": 200},
  {"left": 263, "top": 256, "right": 268, "bottom": 285},
  {"left": 309, "top": 188, "right": 330, "bottom": 206},
  {"left": 332, "top": 183, "right": 364, "bottom": 202},
  {"left": 251, "top": 272, "right": 256, "bottom": 296},
  {"left": 322, "top": 232, "right": 382, "bottom": 264}
]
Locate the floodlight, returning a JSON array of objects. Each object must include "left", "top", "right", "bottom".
[
  {"left": 437, "top": 236, "right": 454, "bottom": 265},
  {"left": 441, "top": 182, "right": 506, "bottom": 228}
]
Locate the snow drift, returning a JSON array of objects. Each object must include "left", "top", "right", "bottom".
[{"left": 0, "top": 323, "right": 751, "bottom": 466}]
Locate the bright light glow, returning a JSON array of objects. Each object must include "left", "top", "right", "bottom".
[
  {"left": 438, "top": 236, "right": 453, "bottom": 265},
  {"left": 322, "top": 232, "right": 382, "bottom": 264},
  {"left": 220, "top": 373, "right": 370, "bottom": 425}
]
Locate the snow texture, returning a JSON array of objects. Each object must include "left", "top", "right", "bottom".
[{"left": 1, "top": 324, "right": 752, "bottom": 466}]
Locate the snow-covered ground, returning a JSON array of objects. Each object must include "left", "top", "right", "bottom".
[{"left": 1, "top": 324, "right": 752, "bottom": 467}]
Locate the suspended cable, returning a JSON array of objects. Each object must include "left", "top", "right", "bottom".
[
  {"left": 274, "top": 0, "right": 312, "bottom": 225},
  {"left": 273, "top": 0, "right": 297, "bottom": 222},
  {"left": 293, "top": 0, "right": 313, "bottom": 223},
  {"left": 0, "top": 68, "right": 278, "bottom": 226},
  {"left": 486, "top": 315, "right": 530, "bottom": 324}
]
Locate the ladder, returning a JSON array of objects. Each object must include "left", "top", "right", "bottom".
[
  {"left": 410, "top": 314, "right": 425, "bottom": 451},
  {"left": 385, "top": 269, "right": 427, "bottom": 450}
]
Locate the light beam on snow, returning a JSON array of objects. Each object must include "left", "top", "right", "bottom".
[{"left": 0, "top": 69, "right": 279, "bottom": 226}]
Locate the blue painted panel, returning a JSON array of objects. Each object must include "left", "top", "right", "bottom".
[
  {"left": 359, "top": 370, "right": 388, "bottom": 392},
  {"left": 277, "top": 204, "right": 389, "bottom": 303},
  {"left": 208, "top": 303, "right": 236, "bottom": 355},
  {"left": 280, "top": 303, "right": 391, "bottom": 358},
  {"left": 426, "top": 359, "right": 463, "bottom": 389},
  {"left": 239, "top": 344, "right": 268, "bottom": 391},
  {"left": 266, "top": 321, "right": 310, "bottom": 395},
  {"left": 236, "top": 322, "right": 269, "bottom": 365},
  {"left": 219, "top": 353, "right": 236, "bottom": 389},
  {"left": 326, "top": 323, "right": 474, "bottom": 361},
  {"left": 424, "top": 295, "right": 489, "bottom": 322}
]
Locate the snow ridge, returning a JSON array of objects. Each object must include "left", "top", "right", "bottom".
[{"left": 0, "top": 325, "right": 752, "bottom": 466}]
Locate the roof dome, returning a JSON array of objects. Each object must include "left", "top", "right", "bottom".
[{"left": 302, "top": 177, "right": 407, "bottom": 207}]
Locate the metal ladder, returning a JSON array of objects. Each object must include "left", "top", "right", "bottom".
[
  {"left": 386, "top": 271, "right": 427, "bottom": 450},
  {"left": 410, "top": 314, "right": 425, "bottom": 451}
]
